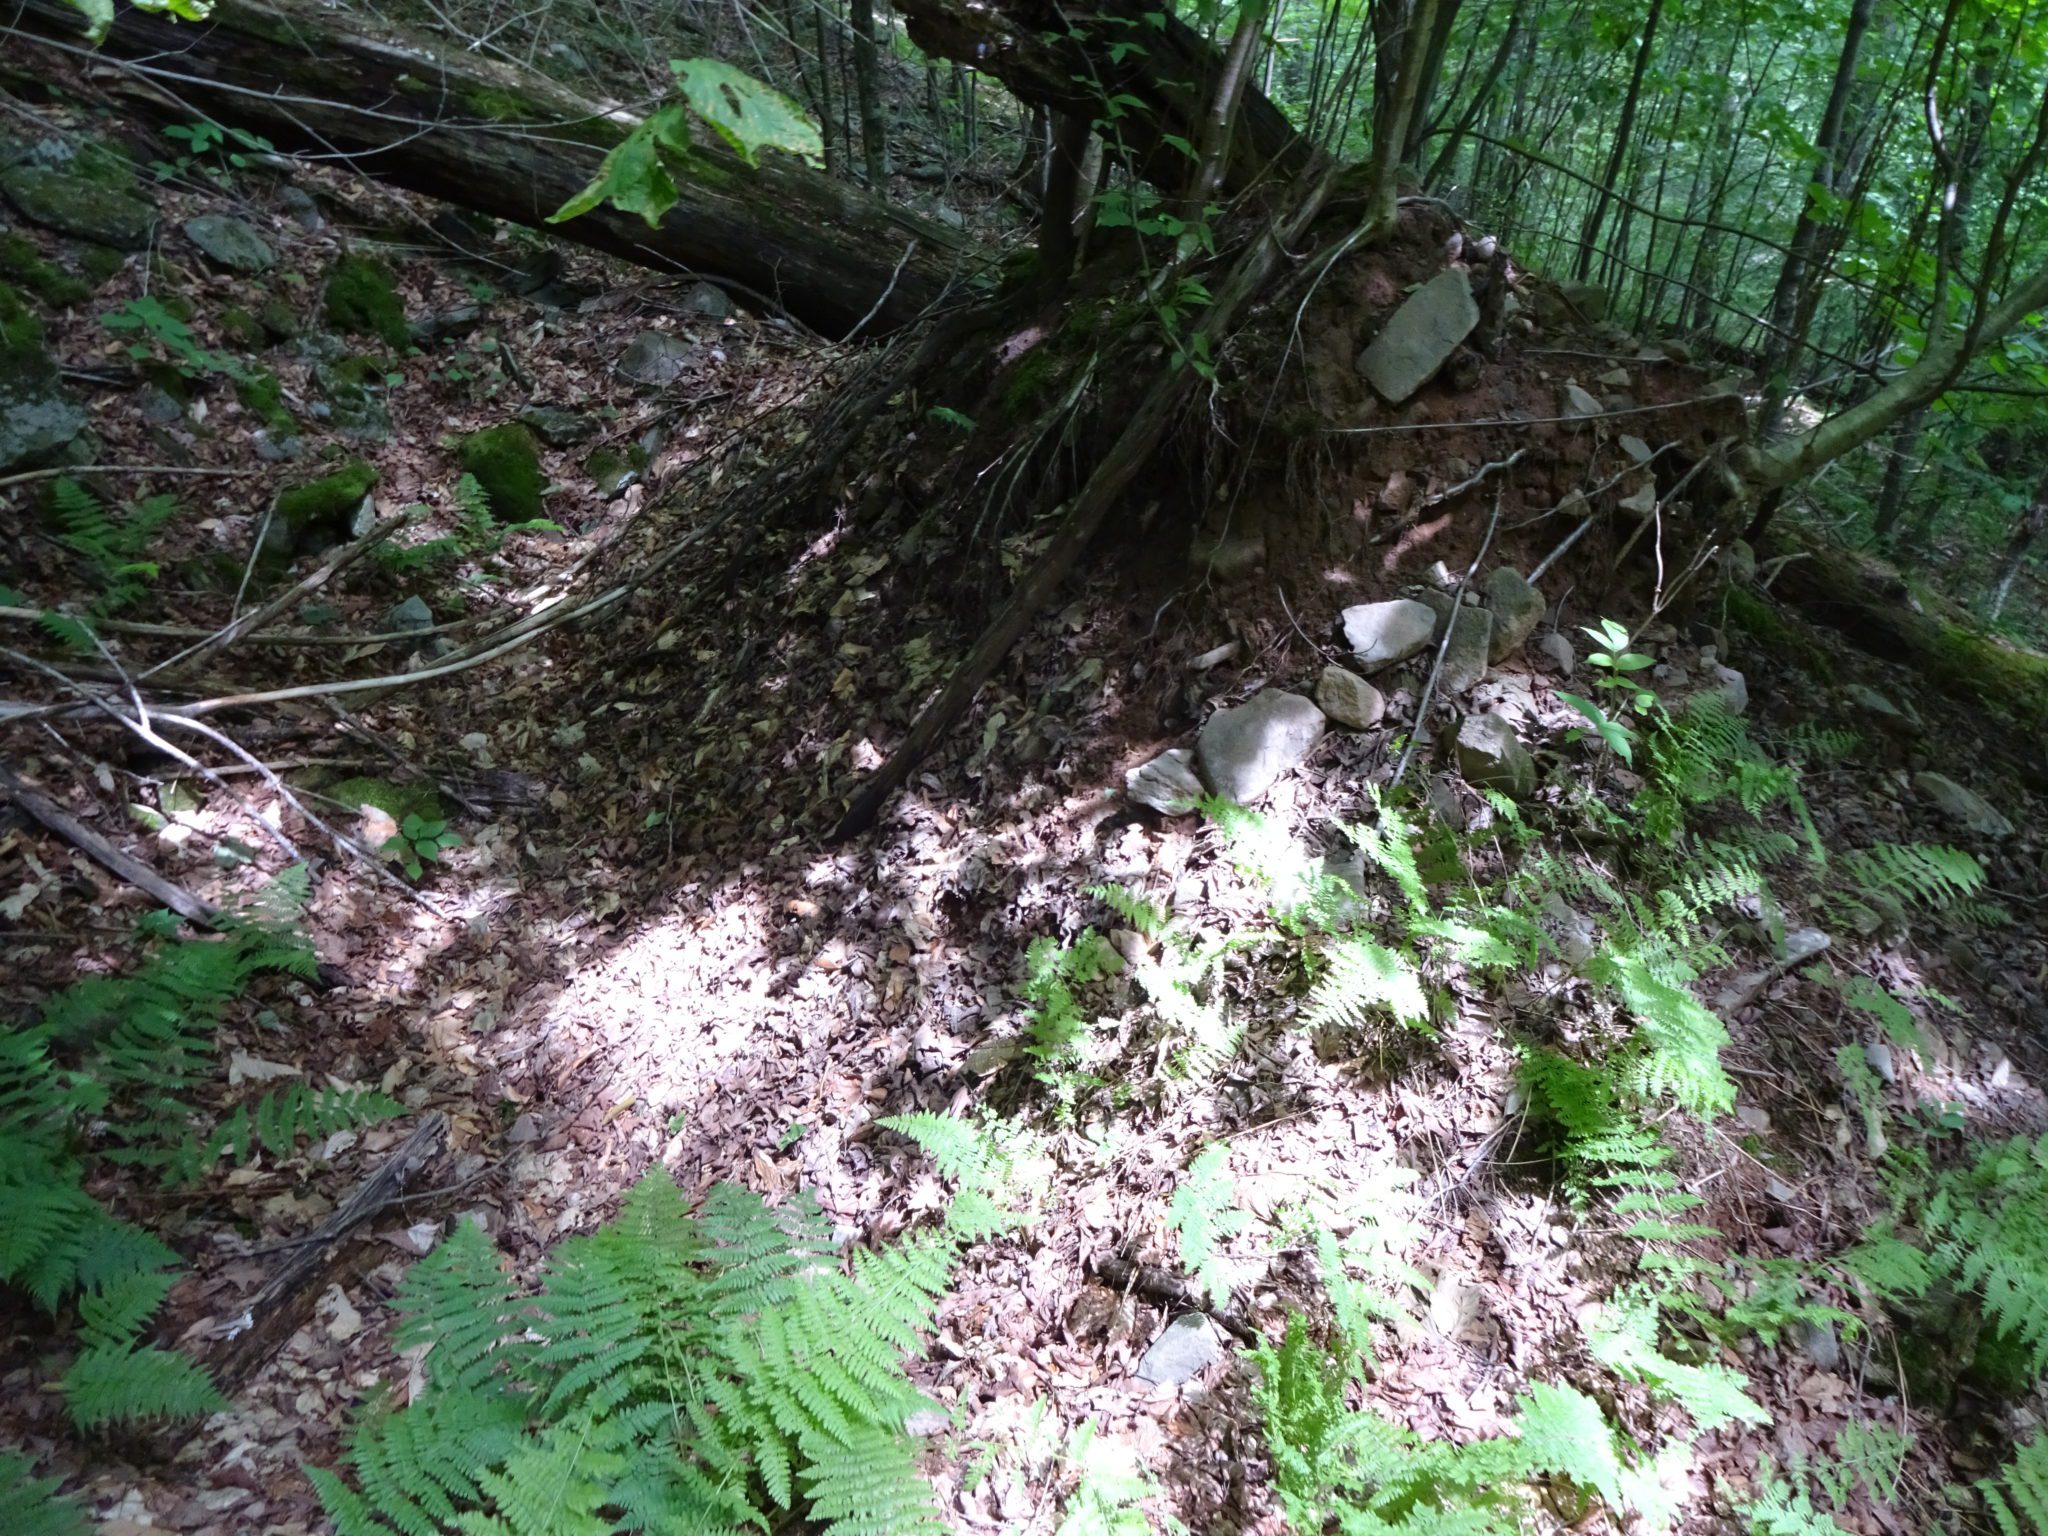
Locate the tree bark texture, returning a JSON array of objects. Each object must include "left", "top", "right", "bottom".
[
  {"left": 4, "top": 0, "right": 969, "bottom": 336},
  {"left": 891, "top": 0, "right": 1312, "bottom": 195},
  {"left": 1574, "top": 0, "right": 1664, "bottom": 281}
]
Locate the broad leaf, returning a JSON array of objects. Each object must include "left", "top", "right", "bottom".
[{"left": 671, "top": 58, "right": 823, "bottom": 168}]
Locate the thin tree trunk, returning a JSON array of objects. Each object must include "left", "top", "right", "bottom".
[
  {"left": 850, "top": 0, "right": 891, "bottom": 184},
  {"left": 813, "top": 1, "right": 842, "bottom": 174},
  {"left": 1986, "top": 472, "right": 2048, "bottom": 621},
  {"left": 1423, "top": 3, "right": 1521, "bottom": 193},
  {"left": 1365, "top": 0, "right": 1443, "bottom": 238},
  {"left": 1871, "top": 407, "right": 1928, "bottom": 540},
  {"left": 1186, "top": 0, "right": 1269, "bottom": 215},
  {"left": 1574, "top": 0, "right": 1663, "bottom": 280},
  {"left": 1039, "top": 111, "right": 1092, "bottom": 282}
]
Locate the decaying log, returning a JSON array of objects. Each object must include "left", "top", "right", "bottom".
[{"left": 4, "top": 0, "right": 972, "bottom": 336}]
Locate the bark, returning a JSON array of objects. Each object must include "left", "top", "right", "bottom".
[
  {"left": 1986, "top": 473, "right": 2048, "bottom": 621},
  {"left": 1186, "top": 0, "right": 1270, "bottom": 216},
  {"left": 1574, "top": 0, "right": 1663, "bottom": 281},
  {"left": 849, "top": 0, "right": 890, "bottom": 185},
  {"left": 1365, "top": 0, "right": 1443, "bottom": 238},
  {"left": 1039, "top": 111, "right": 1093, "bottom": 281},
  {"left": 892, "top": 0, "right": 1312, "bottom": 195},
  {"left": 3, "top": 0, "right": 968, "bottom": 336},
  {"left": 1870, "top": 406, "right": 1928, "bottom": 539}
]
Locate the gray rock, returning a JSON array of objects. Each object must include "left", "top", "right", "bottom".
[
  {"left": 1911, "top": 771, "right": 2014, "bottom": 838},
  {"left": 1796, "top": 1319, "right": 1843, "bottom": 1372},
  {"left": 1701, "top": 661, "right": 1747, "bottom": 715},
  {"left": 1864, "top": 1041, "right": 1897, "bottom": 1085},
  {"left": 0, "top": 166, "right": 155, "bottom": 249},
  {"left": 1126, "top": 748, "right": 1204, "bottom": 815},
  {"left": 1420, "top": 591, "right": 1492, "bottom": 693},
  {"left": 311, "top": 363, "right": 392, "bottom": 443},
  {"left": 517, "top": 405, "right": 593, "bottom": 447},
  {"left": 1618, "top": 434, "right": 1654, "bottom": 464},
  {"left": 1844, "top": 683, "right": 1918, "bottom": 729},
  {"left": 1356, "top": 268, "right": 1479, "bottom": 403},
  {"left": 1451, "top": 711, "right": 1535, "bottom": 797},
  {"left": 387, "top": 595, "right": 434, "bottom": 633},
  {"left": 1341, "top": 598, "right": 1438, "bottom": 669},
  {"left": 1559, "top": 281, "right": 1609, "bottom": 322},
  {"left": 1197, "top": 690, "right": 1325, "bottom": 804},
  {"left": 1597, "top": 366, "right": 1632, "bottom": 388},
  {"left": 616, "top": 328, "right": 696, "bottom": 386},
  {"left": 1561, "top": 382, "right": 1602, "bottom": 420},
  {"left": 1484, "top": 567, "right": 1545, "bottom": 662},
  {"left": 1535, "top": 630, "right": 1575, "bottom": 677},
  {"left": 1192, "top": 532, "right": 1265, "bottom": 581},
  {"left": 1617, "top": 480, "right": 1658, "bottom": 517},
  {"left": 182, "top": 214, "right": 274, "bottom": 272},
  {"left": 1135, "top": 1313, "right": 1223, "bottom": 1386},
  {"left": 278, "top": 185, "right": 323, "bottom": 231},
  {"left": 137, "top": 385, "right": 185, "bottom": 425},
  {"left": 0, "top": 324, "right": 84, "bottom": 472},
  {"left": 680, "top": 280, "right": 733, "bottom": 319},
  {"left": 1315, "top": 665, "right": 1385, "bottom": 729}
]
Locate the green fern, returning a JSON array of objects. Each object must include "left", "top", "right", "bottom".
[
  {"left": 46, "top": 477, "right": 178, "bottom": 617},
  {"left": 1980, "top": 1432, "right": 2048, "bottom": 1536},
  {"left": 1167, "top": 1144, "right": 1252, "bottom": 1306},
  {"left": 1088, "top": 881, "right": 1168, "bottom": 938},
  {"left": 1837, "top": 842, "right": 1984, "bottom": 912},
  {"left": 1742, "top": 1456, "right": 1853, "bottom": 1536},
  {"left": 318, "top": 1163, "right": 960, "bottom": 1536},
  {"left": 1923, "top": 1134, "right": 2048, "bottom": 1376},
  {"left": 1305, "top": 935, "right": 1431, "bottom": 1036},
  {"left": 198, "top": 1081, "right": 405, "bottom": 1172},
  {"left": 1053, "top": 1421, "right": 1163, "bottom": 1536},
  {"left": 0, "top": 1455, "right": 91, "bottom": 1536}
]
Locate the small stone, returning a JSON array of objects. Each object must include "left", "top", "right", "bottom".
[
  {"left": 963, "top": 1036, "right": 1024, "bottom": 1074},
  {"left": 507, "top": 1112, "right": 543, "bottom": 1144},
  {"left": 137, "top": 385, "right": 184, "bottom": 425},
  {"left": 1356, "top": 268, "right": 1480, "bottom": 403},
  {"left": 1844, "top": 683, "right": 1918, "bottom": 729},
  {"left": 1864, "top": 1041, "right": 1897, "bottom": 1084},
  {"left": 680, "top": 280, "right": 733, "bottom": 319},
  {"left": 1420, "top": 592, "right": 1492, "bottom": 692},
  {"left": 1796, "top": 1320, "right": 1842, "bottom": 1372},
  {"left": 387, "top": 595, "right": 434, "bottom": 633},
  {"left": 1535, "top": 630, "right": 1575, "bottom": 677},
  {"left": 1450, "top": 711, "right": 1535, "bottom": 797},
  {"left": 1125, "top": 748, "right": 1204, "bottom": 815},
  {"left": 278, "top": 185, "right": 323, "bottom": 231},
  {"left": 1597, "top": 366, "right": 1632, "bottom": 387},
  {"left": 1135, "top": 1313, "right": 1224, "bottom": 1386},
  {"left": 517, "top": 404, "right": 592, "bottom": 447},
  {"left": 1484, "top": 567, "right": 1545, "bottom": 662},
  {"left": 1315, "top": 665, "right": 1385, "bottom": 729},
  {"left": 1911, "top": 772, "right": 2013, "bottom": 838},
  {"left": 182, "top": 214, "right": 274, "bottom": 272},
  {"left": 1617, "top": 480, "right": 1658, "bottom": 517},
  {"left": 1618, "top": 433, "right": 1654, "bottom": 465},
  {"left": 1734, "top": 1104, "right": 1770, "bottom": 1134},
  {"left": 1340, "top": 597, "right": 1439, "bottom": 669},
  {"left": 1197, "top": 690, "right": 1325, "bottom": 804},
  {"left": 1561, "top": 382, "right": 1602, "bottom": 419},
  {"left": 616, "top": 328, "right": 696, "bottom": 386},
  {"left": 1661, "top": 339, "right": 1693, "bottom": 364},
  {"left": 1192, "top": 532, "right": 1265, "bottom": 580},
  {"left": 1701, "top": 662, "right": 1747, "bottom": 715}
]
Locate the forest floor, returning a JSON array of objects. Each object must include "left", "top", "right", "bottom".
[{"left": 4, "top": 93, "right": 2048, "bottom": 1536}]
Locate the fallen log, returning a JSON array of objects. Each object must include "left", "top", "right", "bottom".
[
  {"left": 4, "top": 0, "right": 973, "bottom": 336},
  {"left": 893, "top": 0, "right": 1313, "bottom": 197}
]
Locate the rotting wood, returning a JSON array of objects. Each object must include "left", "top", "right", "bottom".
[{"left": 5, "top": 0, "right": 973, "bottom": 337}]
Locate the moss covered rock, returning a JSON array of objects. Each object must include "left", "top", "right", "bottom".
[
  {"left": 459, "top": 423, "right": 545, "bottom": 521},
  {"left": 0, "top": 233, "right": 90, "bottom": 307},
  {"left": 256, "top": 294, "right": 299, "bottom": 342},
  {"left": 235, "top": 370, "right": 294, "bottom": 433},
  {"left": 0, "top": 165, "right": 156, "bottom": 250},
  {"left": 219, "top": 305, "right": 265, "bottom": 347},
  {"left": 323, "top": 254, "right": 409, "bottom": 349},
  {"left": 276, "top": 459, "right": 377, "bottom": 552},
  {"left": 0, "top": 279, "right": 85, "bottom": 472}
]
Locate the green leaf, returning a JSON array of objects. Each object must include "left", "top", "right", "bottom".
[
  {"left": 670, "top": 58, "right": 824, "bottom": 168},
  {"left": 62, "top": 0, "right": 113, "bottom": 42},
  {"left": 549, "top": 105, "right": 691, "bottom": 228}
]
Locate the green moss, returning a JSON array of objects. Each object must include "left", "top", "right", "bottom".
[
  {"left": 68, "top": 141, "right": 137, "bottom": 193},
  {"left": 77, "top": 244, "right": 125, "bottom": 284},
  {"left": 219, "top": 305, "right": 264, "bottom": 347},
  {"left": 324, "top": 775, "right": 443, "bottom": 823},
  {"left": 277, "top": 459, "right": 377, "bottom": 547},
  {"left": 155, "top": 292, "right": 195, "bottom": 324},
  {"left": 1000, "top": 348, "right": 1059, "bottom": 418},
  {"left": 0, "top": 233, "right": 91, "bottom": 307},
  {"left": 1929, "top": 620, "right": 2048, "bottom": 733},
  {"left": 327, "top": 353, "right": 388, "bottom": 387},
  {"left": 323, "top": 254, "right": 410, "bottom": 349},
  {"left": 458, "top": 423, "right": 545, "bottom": 521},
  {"left": 235, "top": 370, "right": 293, "bottom": 432},
  {"left": 460, "top": 85, "right": 530, "bottom": 123},
  {"left": 1965, "top": 1323, "right": 2038, "bottom": 1399},
  {"left": 256, "top": 294, "right": 299, "bottom": 341},
  {"left": 0, "top": 280, "right": 44, "bottom": 350}
]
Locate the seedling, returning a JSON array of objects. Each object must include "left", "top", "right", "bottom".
[{"left": 381, "top": 812, "right": 461, "bottom": 879}]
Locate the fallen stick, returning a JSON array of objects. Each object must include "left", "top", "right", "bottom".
[
  {"left": 199, "top": 1111, "right": 449, "bottom": 1400},
  {"left": 0, "top": 762, "right": 221, "bottom": 927}
]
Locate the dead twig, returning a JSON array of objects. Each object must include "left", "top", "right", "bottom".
[
  {"left": 0, "top": 761, "right": 221, "bottom": 927},
  {"left": 1389, "top": 486, "right": 1506, "bottom": 793}
]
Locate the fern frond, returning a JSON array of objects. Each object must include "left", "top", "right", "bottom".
[
  {"left": 1168, "top": 1145, "right": 1252, "bottom": 1307},
  {"left": 1088, "top": 882, "right": 1168, "bottom": 938},
  {"left": 202, "top": 1082, "right": 405, "bottom": 1169},
  {"left": 1306, "top": 935, "right": 1430, "bottom": 1035},
  {"left": 1838, "top": 842, "right": 1984, "bottom": 911},
  {"left": 0, "top": 1455, "right": 91, "bottom": 1536},
  {"left": 800, "top": 1425, "right": 948, "bottom": 1536},
  {"left": 393, "top": 1219, "right": 530, "bottom": 1393},
  {"left": 1980, "top": 1432, "right": 2048, "bottom": 1536},
  {"left": 61, "top": 1342, "right": 224, "bottom": 1429}
]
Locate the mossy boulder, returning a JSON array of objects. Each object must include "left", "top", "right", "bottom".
[
  {"left": 0, "top": 233, "right": 91, "bottom": 307},
  {"left": 276, "top": 459, "right": 377, "bottom": 553},
  {"left": 323, "top": 774, "right": 443, "bottom": 823},
  {"left": 311, "top": 355, "right": 393, "bottom": 442},
  {"left": 323, "top": 254, "right": 409, "bottom": 349},
  {"left": 219, "top": 306, "right": 266, "bottom": 347},
  {"left": 459, "top": 423, "right": 545, "bottom": 521},
  {"left": 0, "top": 165, "right": 156, "bottom": 250},
  {"left": 256, "top": 294, "right": 300, "bottom": 342},
  {"left": 235, "top": 370, "right": 294, "bottom": 433},
  {"left": 0, "top": 280, "right": 85, "bottom": 471}
]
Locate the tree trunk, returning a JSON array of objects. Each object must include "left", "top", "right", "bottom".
[
  {"left": 1986, "top": 474, "right": 2048, "bottom": 621},
  {"left": 892, "top": 0, "right": 1312, "bottom": 195},
  {"left": 850, "top": 0, "right": 890, "bottom": 184},
  {"left": 1039, "top": 112, "right": 1093, "bottom": 282},
  {"left": 1870, "top": 407, "right": 1928, "bottom": 540},
  {"left": 1574, "top": 0, "right": 1663, "bottom": 281},
  {"left": 3, "top": 0, "right": 967, "bottom": 336}
]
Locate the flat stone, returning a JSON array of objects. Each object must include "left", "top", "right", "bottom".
[
  {"left": 1617, "top": 480, "right": 1658, "bottom": 516},
  {"left": 616, "top": 328, "right": 696, "bottom": 386},
  {"left": 1911, "top": 771, "right": 2014, "bottom": 838},
  {"left": 1560, "top": 281, "right": 1609, "bottom": 322},
  {"left": 1618, "top": 433, "right": 1654, "bottom": 464},
  {"left": 1451, "top": 710, "right": 1535, "bottom": 797},
  {"left": 1125, "top": 748, "right": 1204, "bottom": 815},
  {"left": 0, "top": 331, "right": 84, "bottom": 472},
  {"left": 1356, "top": 269, "right": 1479, "bottom": 403},
  {"left": 182, "top": 214, "right": 274, "bottom": 272},
  {"left": 1561, "top": 382, "right": 1602, "bottom": 420},
  {"left": 1341, "top": 598, "right": 1438, "bottom": 669},
  {"left": 680, "top": 280, "right": 733, "bottom": 319},
  {"left": 517, "top": 405, "right": 592, "bottom": 447},
  {"left": 1844, "top": 683, "right": 1919, "bottom": 729},
  {"left": 1315, "top": 665, "right": 1385, "bottom": 729},
  {"left": 1597, "top": 366, "right": 1632, "bottom": 387},
  {"left": 1484, "top": 567, "right": 1545, "bottom": 662},
  {"left": 1, "top": 166, "right": 155, "bottom": 249},
  {"left": 1535, "top": 630, "right": 1575, "bottom": 677},
  {"left": 1420, "top": 591, "right": 1492, "bottom": 693},
  {"left": 387, "top": 595, "right": 434, "bottom": 633},
  {"left": 1135, "top": 1313, "right": 1223, "bottom": 1386},
  {"left": 1196, "top": 689, "right": 1325, "bottom": 804},
  {"left": 278, "top": 185, "right": 323, "bottom": 231}
]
